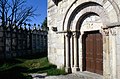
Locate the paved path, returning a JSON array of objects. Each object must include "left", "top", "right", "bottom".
[{"left": 30, "top": 72, "right": 103, "bottom": 79}]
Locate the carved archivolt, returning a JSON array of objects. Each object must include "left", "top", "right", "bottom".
[{"left": 63, "top": 0, "right": 120, "bottom": 31}]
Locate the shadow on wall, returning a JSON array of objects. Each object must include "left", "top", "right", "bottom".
[{"left": 52, "top": 0, "right": 62, "bottom": 6}]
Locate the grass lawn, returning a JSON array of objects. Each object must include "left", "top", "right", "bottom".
[{"left": 0, "top": 55, "right": 66, "bottom": 79}]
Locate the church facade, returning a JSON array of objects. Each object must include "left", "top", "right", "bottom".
[{"left": 48, "top": 0, "right": 120, "bottom": 79}]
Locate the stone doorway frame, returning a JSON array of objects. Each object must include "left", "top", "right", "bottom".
[{"left": 63, "top": 1, "right": 118, "bottom": 79}]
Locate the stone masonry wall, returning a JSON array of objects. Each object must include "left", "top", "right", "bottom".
[
  {"left": 48, "top": 0, "right": 72, "bottom": 68},
  {"left": 48, "top": 0, "right": 120, "bottom": 75}
]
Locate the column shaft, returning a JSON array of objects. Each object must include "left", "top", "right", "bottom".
[
  {"left": 73, "top": 32, "right": 80, "bottom": 72},
  {"left": 65, "top": 33, "right": 71, "bottom": 73}
]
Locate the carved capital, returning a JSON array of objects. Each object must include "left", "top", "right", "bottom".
[
  {"left": 66, "top": 31, "right": 72, "bottom": 38},
  {"left": 103, "top": 29, "right": 109, "bottom": 36},
  {"left": 109, "top": 28, "right": 117, "bottom": 36},
  {"left": 73, "top": 31, "right": 80, "bottom": 38}
]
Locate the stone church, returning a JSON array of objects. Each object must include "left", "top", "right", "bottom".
[{"left": 48, "top": 0, "right": 120, "bottom": 79}]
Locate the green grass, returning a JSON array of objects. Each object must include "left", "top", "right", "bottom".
[{"left": 0, "top": 56, "right": 66, "bottom": 79}]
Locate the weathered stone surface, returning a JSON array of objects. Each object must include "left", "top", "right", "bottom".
[
  {"left": 31, "top": 72, "right": 102, "bottom": 79},
  {"left": 48, "top": 0, "right": 120, "bottom": 79}
]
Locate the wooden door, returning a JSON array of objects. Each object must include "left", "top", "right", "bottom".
[{"left": 83, "top": 31, "right": 103, "bottom": 75}]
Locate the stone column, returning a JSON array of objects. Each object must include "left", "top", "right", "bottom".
[
  {"left": 73, "top": 31, "right": 80, "bottom": 72},
  {"left": 109, "top": 28, "right": 117, "bottom": 79},
  {"left": 65, "top": 32, "right": 72, "bottom": 73},
  {"left": 71, "top": 34, "right": 74, "bottom": 67},
  {"left": 102, "top": 29, "right": 110, "bottom": 79},
  {"left": 79, "top": 32, "right": 84, "bottom": 71}
]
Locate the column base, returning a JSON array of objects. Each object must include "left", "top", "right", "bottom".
[
  {"left": 72, "top": 67, "right": 80, "bottom": 73},
  {"left": 65, "top": 67, "right": 72, "bottom": 73}
]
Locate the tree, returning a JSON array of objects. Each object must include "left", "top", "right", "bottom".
[
  {"left": 41, "top": 17, "right": 49, "bottom": 31},
  {"left": 0, "top": 0, "right": 36, "bottom": 27}
]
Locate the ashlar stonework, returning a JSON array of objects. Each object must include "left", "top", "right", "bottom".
[{"left": 48, "top": 0, "right": 120, "bottom": 79}]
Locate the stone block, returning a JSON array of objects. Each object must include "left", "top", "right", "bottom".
[{"left": 117, "top": 65, "right": 120, "bottom": 79}]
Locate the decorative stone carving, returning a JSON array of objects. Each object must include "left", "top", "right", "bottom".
[
  {"left": 103, "top": 29, "right": 109, "bottom": 36},
  {"left": 66, "top": 31, "right": 72, "bottom": 38},
  {"left": 73, "top": 31, "right": 80, "bottom": 38},
  {"left": 109, "top": 28, "right": 117, "bottom": 36}
]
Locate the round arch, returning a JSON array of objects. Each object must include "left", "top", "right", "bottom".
[
  {"left": 76, "top": 12, "right": 100, "bottom": 30},
  {"left": 69, "top": 2, "right": 108, "bottom": 31},
  {"left": 108, "top": 0, "right": 120, "bottom": 21},
  {"left": 63, "top": 0, "right": 119, "bottom": 31}
]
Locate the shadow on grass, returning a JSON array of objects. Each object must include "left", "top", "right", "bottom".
[
  {"left": 0, "top": 54, "right": 49, "bottom": 79},
  {"left": 0, "top": 54, "right": 66, "bottom": 79},
  {"left": 0, "top": 58, "right": 22, "bottom": 66},
  {"left": 0, "top": 66, "right": 32, "bottom": 79},
  {"left": 27, "top": 64, "right": 57, "bottom": 73},
  {"left": 27, "top": 64, "right": 66, "bottom": 76}
]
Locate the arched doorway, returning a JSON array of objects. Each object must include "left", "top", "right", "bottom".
[
  {"left": 82, "top": 31, "right": 103, "bottom": 75},
  {"left": 62, "top": 1, "right": 119, "bottom": 78},
  {"left": 81, "top": 15, "right": 103, "bottom": 75}
]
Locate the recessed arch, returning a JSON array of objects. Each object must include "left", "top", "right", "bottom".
[
  {"left": 63, "top": 0, "right": 120, "bottom": 31},
  {"left": 67, "top": 2, "right": 103, "bottom": 29},
  {"left": 76, "top": 12, "right": 103, "bottom": 31},
  {"left": 63, "top": 1, "right": 109, "bottom": 31},
  {"left": 76, "top": 12, "right": 99, "bottom": 30},
  {"left": 70, "top": 4, "right": 109, "bottom": 31},
  {"left": 108, "top": 0, "right": 120, "bottom": 21},
  {"left": 76, "top": 13, "right": 105, "bottom": 33}
]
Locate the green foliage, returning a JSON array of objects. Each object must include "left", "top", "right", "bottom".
[
  {"left": 47, "top": 68, "right": 66, "bottom": 75},
  {"left": 0, "top": 56, "right": 66, "bottom": 79}
]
